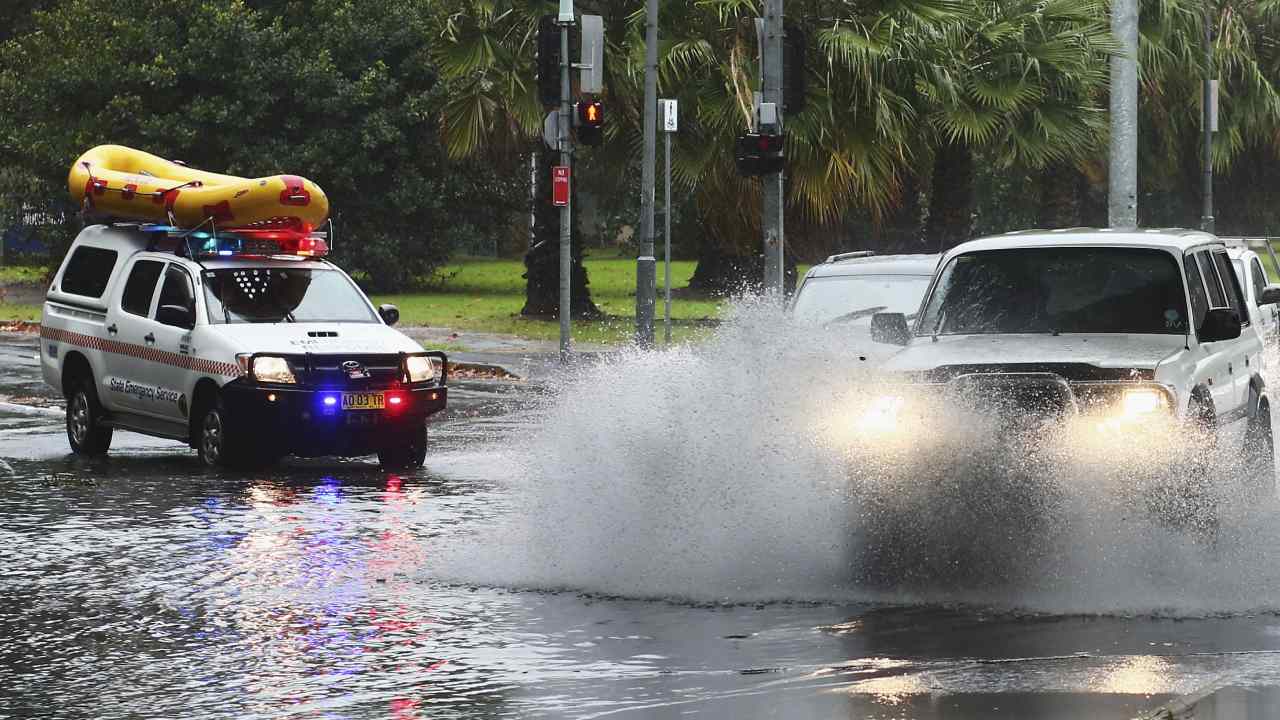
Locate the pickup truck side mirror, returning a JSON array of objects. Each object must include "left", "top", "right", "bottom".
[
  {"left": 378, "top": 303, "right": 400, "bottom": 326},
  {"left": 1260, "top": 284, "right": 1280, "bottom": 306},
  {"left": 1199, "top": 307, "right": 1242, "bottom": 343},
  {"left": 156, "top": 303, "right": 196, "bottom": 329},
  {"left": 870, "top": 312, "right": 911, "bottom": 346}
]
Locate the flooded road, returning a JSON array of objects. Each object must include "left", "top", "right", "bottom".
[{"left": 5, "top": 326, "right": 1280, "bottom": 719}]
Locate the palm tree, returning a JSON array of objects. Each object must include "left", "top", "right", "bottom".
[{"left": 432, "top": 0, "right": 600, "bottom": 317}]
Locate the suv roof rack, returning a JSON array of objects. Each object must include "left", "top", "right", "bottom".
[{"left": 825, "top": 250, "right": 875, "bottom": 264}]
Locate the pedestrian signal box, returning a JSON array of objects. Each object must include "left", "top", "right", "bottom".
[
  {"left": 735, "top": 133, "right": 785, "bottom": 176},
  {"left": 575, "top": 100, "right": 604, "bottom": 146}
]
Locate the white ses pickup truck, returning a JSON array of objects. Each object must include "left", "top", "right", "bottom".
[
  {"left": 860, "top": 229, "right": 1279, "bottom": 497},
  {"left": 40, "top": 223, "right": 448, "bottom": 469}
]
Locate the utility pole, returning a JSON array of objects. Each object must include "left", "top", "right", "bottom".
[
  {"left": 635, "top": 0, "right": 658, "bottom": 347},
  {"left": 1108, "top": 0, "right": 1139, "bottom": 229},
  {"left": 761, "top": 0, "right": 785, "bottom": 295},
  {"left": 1201, "top": 3, "right": 1216, "bottom": 234},
  {"left": 558, "top": 3, "right": 573, "bottom": 360}
]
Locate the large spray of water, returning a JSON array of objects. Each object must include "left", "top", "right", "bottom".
[{"left": 434, "top": 300, "right": 1280, "bottom": 615}]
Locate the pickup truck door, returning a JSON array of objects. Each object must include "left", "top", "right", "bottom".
[
  {"left": 143, "top": 263, "right": 200, "bottom": 422},
  {"left": 102, "top": 257, "right": 165, "bottom": 414}
]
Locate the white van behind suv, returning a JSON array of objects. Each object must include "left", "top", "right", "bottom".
[
  {"left": 859, "top": 229, "right": 1278, "bottom": 496},
  {"left": 40, "top": 223, "right": 448, "bottom": 469}
]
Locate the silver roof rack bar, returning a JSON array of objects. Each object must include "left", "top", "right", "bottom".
[{"left": 825, "top": 250, "right": 875, "bottom": 264}]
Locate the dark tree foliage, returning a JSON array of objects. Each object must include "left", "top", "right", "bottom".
[{"left": 0, "top": 0, "right": 519, "bottom": 291}]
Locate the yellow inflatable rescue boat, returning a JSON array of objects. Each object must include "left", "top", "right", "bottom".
[{"left": 68, "top": 145, "right": 329, "bottom": 230}]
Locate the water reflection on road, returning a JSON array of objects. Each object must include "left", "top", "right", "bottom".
[{"left": 2, "top": 361, "right": 1280, "bottom": 717}]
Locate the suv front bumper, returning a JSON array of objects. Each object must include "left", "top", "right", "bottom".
[{"left": 220, "top": 381, "right": 447, "bottom": 457}]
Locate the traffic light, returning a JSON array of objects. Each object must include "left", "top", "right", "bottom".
[
  {"left": 783, "top": 22, "right": 807, "bottom": 114},
  {"left": 537, "top": 15, "right": 561, "bottom": 108},
  {"left": 575, "top": 99, "right": 604, "bottom": 146},
  {"left": 735, "top": 132, "right": 785, "bottom": 176}
]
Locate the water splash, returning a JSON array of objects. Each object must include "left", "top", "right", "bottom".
[{"left": 434, "top": 299, "right": 1280, "bottom": 616}]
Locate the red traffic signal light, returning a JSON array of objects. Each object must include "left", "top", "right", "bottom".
[
  {"left": 578, "top": 100, "right": 604, "bottom": 127},
  {"left": 735, "top": 133, "right": 785, "bottom": 176}
]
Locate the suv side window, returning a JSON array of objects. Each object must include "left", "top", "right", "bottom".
[
  {"left": 156, "top": 264, "right": 195, "bottom": 327},
  {"left": 1184, "top": 252, "right": 1210, "bottom": 332},
  {"left": 60, "top": 246, "right": 118, "bottom": 299},
  {"left": 120, "top": 260, "right": 165, "bottom": 317},
  {"left": 1213, "top": 251, "right": 1250, "bottom": 324},
  {"left": 1252, "top": 259, "right": 1269, "bottom": 305}
]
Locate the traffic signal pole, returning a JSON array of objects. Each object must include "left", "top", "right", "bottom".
[
  {"left": 635, "top": 0, "right": 658, "bottom": 347},
  {"left": 761, "top": 0, "right": 785, "bottom": 296},
  {"left": 558, "top": 16, "right": 573, "bottom": 360}
]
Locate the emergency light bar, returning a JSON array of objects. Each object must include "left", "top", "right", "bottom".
[{"left": 135, "top": 224, "right": 329, "bottom": 258}]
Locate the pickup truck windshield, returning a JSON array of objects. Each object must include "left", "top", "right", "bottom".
[
  {"left": 918, "top": 247, "right": 1189, "bottom": 336},
  {"left": 203, "top": 267, "right": 378, "bottom": 324},
  {"left": 793, "top": 275, "right": 931, "bottom": 325}
]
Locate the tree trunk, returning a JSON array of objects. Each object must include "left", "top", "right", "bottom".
[
  {"left": 925, "top": 140, "right": 975, "bottom": 252},
  {"left": 522, "top": 146, "right": 599, "bottom": 318}
]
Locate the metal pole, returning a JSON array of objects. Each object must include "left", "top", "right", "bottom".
[
  {"left": 1108, "top": 0, "right": 1139, "bottom": 229},
  {"left": 558, "top": 21, "right": 573, "bottom": 360},
  {"left": 664, "top": 130, "right": 672, "bottom": 345},
  {"left": 1201, "top": 4, "right": 1215, "bottom": 234},
  {"left": 762, "top": 0, "right": 784, "bottom": 295},
  {"left": 635, "top": 0, "right": 658, "bottom": 347}
]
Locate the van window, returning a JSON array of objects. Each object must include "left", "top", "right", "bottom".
[
  {"left": 60, "top": 247, "right": 118, "bottom": 299},
  {"left": 1213, "top": 251, "right": 1250, "bottom": 325},
  {"left": 120, "top": 260, "right": 164, "bottom": 317},
  {"left": 1252, "top": 259, "right": 1269, "bottom": 305}
]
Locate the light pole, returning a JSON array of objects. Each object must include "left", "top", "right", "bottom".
[
  {"left": 557, "top": 8, "right": 573, "bottom": 360},
  {"left": 1201, "top": 3, "right": 1216, "bottom": 234},
  {"left": 635, "top": 0, "right": 658, "bottom": 346},
  {"left": 1109, "top": 0, "right": 1139, "bottom": 229},
  {"left": 761, "top": 0, "right": 785, "bottom": 295}
]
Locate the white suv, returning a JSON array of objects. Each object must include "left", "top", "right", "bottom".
[
  {"left": 863, "top": 229, "right": 1277, "bottom": 494},
  {"left": 40, "top": 223, "right": 448, "bottom": 469}
]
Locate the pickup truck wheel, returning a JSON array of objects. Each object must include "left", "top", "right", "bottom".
[
  {"left": 66, "top": 382, "right": 113, "bottom": 456},
  {"left": 197, "top": 398, "right": 274, "bottom": 469},
  {"left": 1244, "top": 398, "right": 1275, "bottom": 500},
  {"left": 377, "top": 423, "right": 427, "bottom": 470}
]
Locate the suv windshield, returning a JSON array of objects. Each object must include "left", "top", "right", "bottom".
[
  {"left": 793, "top": 275, "right": 931, "bottom": 325},
  {"left": 203, "top": 267, "right": 378, "bottom": 324},
  {"left": 918, "top": 247, "right": 1189, "bottom": 336}
]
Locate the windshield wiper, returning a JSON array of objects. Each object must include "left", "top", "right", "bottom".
[{"left": 826, "top": 305, "right": 888, "bottom": 324}]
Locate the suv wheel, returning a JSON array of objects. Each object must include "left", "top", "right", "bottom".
[
  {"left": 377, "top": 423, "right": 428, "bottom": 470},
  {"left": 66, "top": 378, "right": 112, "bottom": 456},
  {"left": 1245, "top": 397, "right": 1275, "bottom": 499}
]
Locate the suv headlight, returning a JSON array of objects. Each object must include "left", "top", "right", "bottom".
[
  {"left": 238, "top": 355, "right": 296, "bottom": 384},
  {"left": 405, "top": 355, "right": 439, "bottom": 383}
]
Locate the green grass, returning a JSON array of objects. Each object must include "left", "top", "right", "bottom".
[
  {"left": 0, "top": 303, "right": 40, "bottom": 322},
  {"left": 373, "top": 251, "right": 734, "bottom": 345},
  {"left": 0, "top": 265, "right": 48, "bottom": 285}
]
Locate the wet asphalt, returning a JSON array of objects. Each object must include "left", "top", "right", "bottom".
[{"left": 3, "top": 333, "right": 1280, "bottom": 719}]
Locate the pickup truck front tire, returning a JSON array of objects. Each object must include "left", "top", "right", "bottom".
[
  {"left": 377, "top": 423, "right": 428, "bottom": 470},
  {"left": 66, "top": 380, "right": 112, "bottom": 456}
]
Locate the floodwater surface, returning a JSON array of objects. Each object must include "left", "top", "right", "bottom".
[{"left": 4, "top": 310, "right": 1280, "bottom": 719}]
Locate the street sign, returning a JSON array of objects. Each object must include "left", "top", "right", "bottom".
[
  {"left": 542, "top": 111, "right": 560, "bottom": 150},
  {"left": 580, "top": 15, "right": 605, "bottom": 93},
  {"left": 660, "top": 99, "right": 678, "bottom": 132},
  {"left": 552, "top": 166, "right": 571, "bottom": 206}
]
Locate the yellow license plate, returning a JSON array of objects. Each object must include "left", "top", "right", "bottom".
[{"left": 341, "top": 392, "right": 385, "bottom": 410}]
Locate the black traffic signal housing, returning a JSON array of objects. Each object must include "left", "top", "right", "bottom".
[
  {"left": 537, "top": 15, "right": 561, "bottom": 108},
  {"left": 575, "top": 99, "right": 604, "bottom": 146},
  {"left": 783, "top": 22, "right": 806, "bottom": 114},
  {"left": 735, "top": 132, "right": 785, "bottom": 176}
]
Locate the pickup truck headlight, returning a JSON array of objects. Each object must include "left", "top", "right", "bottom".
[
  {"left": 405, "top": 355, "right": 439, "bottom": 383},
  {"left": 238, "top": 355, "right": 296, "bottom": 384}
]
